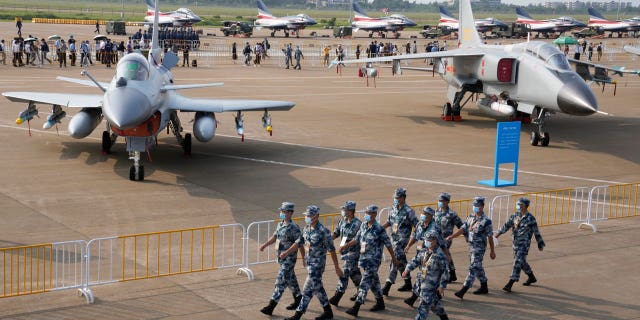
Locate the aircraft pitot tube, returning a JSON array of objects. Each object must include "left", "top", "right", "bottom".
[
  {"left": 68, "top": 108, "right": 103, "bottom": 139},
  {"left": 43, "top": 105, "right": 67, "bottom": 130},
  {"left": 16, "top": 103, "right": 38, "bottom": 125},
  {"left": 193, "top": 111, "right": 216, "bottom": 142},
  {"left": 262, "top": 110, "right": 272, "bottom": 136}
]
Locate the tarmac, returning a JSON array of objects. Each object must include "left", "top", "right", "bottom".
[{"left": 0, "top": 22, "right": 639, "bottom": 319}]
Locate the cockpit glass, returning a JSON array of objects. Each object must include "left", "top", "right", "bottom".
[
  {"left": 116, "top": 58, "right": 149, "bottom": 81},
  {"left": 547, "top": 53, "right": 571, "bottom": 70}
]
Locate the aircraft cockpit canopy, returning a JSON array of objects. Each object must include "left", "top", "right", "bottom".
[
  {"left": 116, "top": 55, "right": 150, "bottom": 81},
  {"left": 525, "top": 42, "right": 571, "bottom": 71}
]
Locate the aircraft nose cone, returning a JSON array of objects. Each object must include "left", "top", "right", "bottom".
[
  {"left": 406, "top": 18, "right": 417, "bottom": 27},
  {"left": 103, "top": 88, "right": 152, "bottom": 129},
  {"left": 308, "top": 18, "right": 317, "bottom": 25},
  {"left": 557, "top": 79, "right": 598, "bottom": 116}
]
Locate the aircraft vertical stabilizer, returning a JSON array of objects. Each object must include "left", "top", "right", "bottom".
[
  {"left": 149, "top": 0, "right": 161, "bottom": 66},
  {"left": 458, "top": 0, "right": 482, "bottom": 48},
  {"left": 353, "top": 3, "right": 370, "bottom": 19},
  {"left": 257, "top": 0, "right": 274, "bottom": 19},
  {"left": 439, "top": 5, "right": 457, "bottom": 22},
  {"left": 516, "top": 7, "right": 534, "bottom": 21},
  {"left": 588, "top": 7, "right": 607, "bottom": 22},
  {"left": 145, "top": 0, "right": 155, "bottom": 12}
]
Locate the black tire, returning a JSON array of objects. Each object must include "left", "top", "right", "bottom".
[
  {"left": 368, "top": 33, "right": 373, "bottom": 38},
  {"left": 137, "top": 166, "right": 144, "bottom": 181},
  {"left": 530, "top": 131, "right": 540, "bottom": 146},
  {"left": 381, "top": 33, "right": 386, "bottom": 38},
  {"left": 184, "top": 133, "right": 192, "bottom": 156},
  {"left": 540, "top": 132, "right": 550, "bottom": 146},
  {"left": 443, "top": 102, "right": 452, "bottom": 117},
  {"left": 270, "top": 32, "right": 275, "bottom": 37},
  {"left": 284, "top": 32, "right": 289, "bottom": 38},
  {"left": 129, "top": 166, "right": 136, "bottom": 181},
  {"left": 101, "top": 131, "right": 111, "bottom": 154}
]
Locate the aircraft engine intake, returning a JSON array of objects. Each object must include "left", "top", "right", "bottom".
[
  {"left": 68, "top": 108, "right": 103, "bottom": 139},
  {"left": 193, "top": 111, "right": 216, "bottom": 142}
]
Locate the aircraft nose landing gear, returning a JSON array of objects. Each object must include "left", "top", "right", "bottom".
[
  {"left": 530, "top": 108, "right": 550, "bottom": 146},
  {"left": 128, "top": 151, "right": 144, "bottom": 181}
]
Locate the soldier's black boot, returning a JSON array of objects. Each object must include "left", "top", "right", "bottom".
[
  {"left": 284, "top": 311, "right": 303, "bottom": 320},
  {"left": 329, "top": 291, "right": 343, "bottom": 306},
  {"left": 370, "top": 297, "right": 385, "bottom": 312},
  {"left": 286, "top": 295, "right": 302, "bottom": 310},
  {"left": 315, "top": 304, "right": 333, "bottom": 320},
  {"left": 345, "top": 302, "right": 361, "bottom": 317},
  {"left": 454, "top": 286, "right": 469, "bottom": 299},
  {"left": 349, "top": 291, "right": 358, "bottom": 301},
  {"left": 449, "top": 268, "right": 457, "bottom": 282},
  {"left": 439, "top": 314, "right": 450, "bottom": 320},
  {"left": 473, "top": 281, "right": 489, "bottom": 295},
  {"left": 404, "top": 293, "right": 418, "bottom": 307},
  {"left": 503, "top": 279, "right": 516, "bottom": 292},
  {"left": 397, "top": 278, "right": 412, "bottom": 292},
  {"left": 523, "top": 273, "right": 537, "bottom": 286},
  {"left": 382, "top": 281, "right": 392, "bottom": 296},
  {"left": 260, "top": 299, "right": 278, "bottom": 315}
]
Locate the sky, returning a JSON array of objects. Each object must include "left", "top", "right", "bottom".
[{"left": 416, "top": 0, "right": 640, "bottom": 5}]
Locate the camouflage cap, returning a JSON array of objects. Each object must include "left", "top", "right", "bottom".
[
  {"left": 341, "top": 200, "right": 357, "bottom": 211},
  {"left": 472, "top": 196, "right": 485, "bottom": 206},
  {"left": 438, "top": 192, "right": 451, "bottom": 201},
  {"left": 278, "top": 202, "right": 295, "bottom": 212},
  {"left": 517, "top": 197, "right": 530, "bottom": 207},
  {"left": 303, "top": 205, "right": 320, "bottom": 216},
  {"left": 422, "top": 206, "right": 435, "bottom": 216},
  {"left": 365, "top": 204, "right": 379, "bottom": 213},
  {"left": 425, "top": 231, "right": 438, "bottom": 241},
  {"left": 394, "top": 187, "right": 407, "bottom": 198}
]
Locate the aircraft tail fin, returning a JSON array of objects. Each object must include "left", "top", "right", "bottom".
[
  {"left": 458, "top": 0, "right": 482, "bottom": 48},
  {"left": 145, "top": 0, "right": 155, "bottom": 11},
  {"left": 438, "top": 5, "right": 458, "bottom": 23},
  {"left": 353, "top": 2, "right": 370, "bottom": 19},
  {"left": 588, "top": 7, "right": 607, "bottom": 21},
  {"left": 516, "top": 7, "right": 534, "bottom": 21},
  {"left": 149, "top": 0, "right": 161, "bottom": 66},
  {"left": 257, "top": 0, "right": 274, "bottom": 18}
]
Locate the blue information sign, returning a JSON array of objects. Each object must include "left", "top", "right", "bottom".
[{"left": 478, "top": 121, "right": 521, "bottom": 187}]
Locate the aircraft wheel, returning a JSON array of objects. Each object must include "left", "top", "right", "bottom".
[
  {"left": 381, "top": 33, "right": 386, "bottom": 38},
  {"left": 270, "top": 32, "right": 275, "bottom": 37},
  {"left": 129, "top": 166, "right": 136, "bottom": 181},
  {"left": 368, "top": 33, "right": 373, "bottom": 38},
  {"left": 530, "top": 131, "right": 540, "bottom": 146},
  {"left": 443, "top": 102, "right": 452, "bottom": 117},
  {"left": 184, "top": 133, "right": 192, "bottom": 156},
  {"left": 137, "top": 166, "right": 145, "bottom": 181},
  {"left": 101, "top": 131, "right": 111, "bottom": 154},
  {"left": 284, "top": 32, "right": 289, "bottom": 38},
  {"left": 540, "top": 132, "right": 550, "bottom": 146}
]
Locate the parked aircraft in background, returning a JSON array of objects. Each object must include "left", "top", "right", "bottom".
[
  {"left": 4, "top": 0, "right": 295, "bottom": 181},
  {"left": 254, "top": 0, "right": 317, "bottom": 37},
  {"left": 351, "top": 2, "right": 417, "bottom": 38},
  {"left": 332, "top": 0, "right": 631, "bottom": 147},
  {"left": 516, "top": 7, "right": 585, "bottom": 37},
  {"left": 437, "top": 5, "right": 508, "bottom": 32},
  {"left": 144, "top": 0, "right": 202, "bottom": 26},
  {"left": 588, "top": 7, "right": 640, "bottom": 37}
]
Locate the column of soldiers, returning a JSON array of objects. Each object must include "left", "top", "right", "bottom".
[{"left": 259, "top": 192, "right": 545, "bottom": 320}]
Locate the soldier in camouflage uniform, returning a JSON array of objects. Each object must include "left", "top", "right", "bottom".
[
  {"left": 281, "top": 205, "right": 344, "bottom": 320},
  {"left": 329, "top": 200, "right": 362, "bottom": 307},
  {"left": 403, "top": 207, "right": 448, "bottom": 307},
  {"left": 341, "top": 204, "right": 399, "bottom": 317},
  {"left": 259, "top": 202, "right": 305, "bottom": 316},
  {"left": 434, "top": 192, "right": 463, "bottom": 282},
  {"left": 382, "top": 187, "right": 418, "bottom": 295},
  {"left": 495, "top": 197, "right": 545, "bottom": 292},
  {"left": 403, "top": 232, "right": 450, "bottom": 320},
  {"left": 447, "top": 196, "right": 496, "bottom": 299}
]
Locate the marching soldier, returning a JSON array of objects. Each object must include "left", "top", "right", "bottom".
[
  {"left": 495, "top": 197, "right": 545, "bottom": 292},
  {"left": 341, "top": 205, "right": 399, "bottom": 317},
  {"left": 329, "top": 201, "right": 362, "bottom": 307},
  {"left": 447, "top": 196, "right": 496, "bottom": 299},
  {"left": 403, "top": 231, "right": 450, "bottom": 320},
  {"left": 434, "top": 192, "right": 463, "bottom": 282},
  {"left": 281, "top": 205, "right": 343, "bottom": 320},
  {"left": 382, "top": 187, "right": 418, "bottom": 295},
  {"left": 259, "top": 202, "right": 305, "bottom": 316}
]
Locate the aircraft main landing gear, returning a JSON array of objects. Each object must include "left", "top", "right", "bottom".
[
  {"left": 442, "top": 84, "right": 479, "bottom": 121},
  {"left": 169, "top": 112, "right": 191, "bottom": 156},
  {"left": 101, "top": 130, "right": 117, "bottom": 154},
  {"left": 129, "top": 151, "right": 144, "bottom": 181},
  {"left": 530, "top": 108, "right": 550, "bottom": 146}
]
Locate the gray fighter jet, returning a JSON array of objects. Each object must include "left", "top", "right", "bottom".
[
  {"left": 3, "top": 0, "right": 295, "bottom": 181},
  {"left": 332, "top": 0, "right": 613, "bottom": 147}
]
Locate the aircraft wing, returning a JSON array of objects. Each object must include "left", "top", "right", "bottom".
[
  {"left": 169, "top": 95, "right": 295, "bottom": 112},
  {"left": 57, "top": 76, "right": 110, "bottom": 89},
  {"left": 569, "top": 58, "right": 640, "bottom": 82},
  {"left": 623, "top": 45, "right": 640, "bottom": 56},
  {"left": 333, "top": 50, "right": 484, "bottom": 66},
  {"left": 2, "top": 92, "right": 103, "bottom": 108}
]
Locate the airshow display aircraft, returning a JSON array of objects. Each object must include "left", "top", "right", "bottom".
[
  {"left": 351, "top": 2, "right": 417, "bottom": 39},
  {"left": 437, "top": 5, "right": 508, "bottom": 33},
  {"left": 3, "top": 0, "right": 295, "bottom": 181},
  {"left": 332, "top": 0, "right": 628, "bottom": 147},
  {"left": 144, "top": 0, "right": 202, "bottom": 26},
  {"left": 254, "top": 0, "right": 317, "bottom": 38},
  {"left": 516, "top": 7, "right": 586, "bottom": 37},
  {"left": 587, "top": 7, "right": 640, "bottom": 37}
]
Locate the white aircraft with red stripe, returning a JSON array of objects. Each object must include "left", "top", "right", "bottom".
[
  {"left": 516, "top": 7, "right": 585, "bottom": 36},
  {"left": 254, "top": 0, "right": 316, "bottom": 37},
  {"left": 351, "top": 2, "right": 416, "bottom": 38},
  {"left": 144, "top": 0, "right": 202, "bottom": 26},
  {"left": 588, "top": 7, "right": 640, "bottom": 37}
]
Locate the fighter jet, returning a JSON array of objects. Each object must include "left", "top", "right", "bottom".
[
  {"left": 351, "top": 2, "right": 417, "bottom": 39},
  {"left": 3, "top": 0, "right": 295, "bottom": 181},
  {"left": 144, "top": 0, "right": 202, "bottom": 26},
  {"left": 331, "top": 0, "right": 619, "bottom": 147},
  {"left": 516, "top": 7, "right": 585, "bottom": 37},
  {"left": 438, "top": 5, "right": 508, "bottom": 33},
  {"left": 588, "top": 7, "right": 640, "bottom": 38},
  {"left": 254, "top": 0, "right": 317, "bottom": 38}
]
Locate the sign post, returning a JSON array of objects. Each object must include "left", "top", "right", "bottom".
[{"left": 478, "top": 121, "right": 521, "bottom": 187}]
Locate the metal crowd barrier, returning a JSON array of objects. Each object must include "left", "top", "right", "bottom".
[
  {"left": 586, "top": 183, "right": 640, "bottom": 231},
  {"left": 0, "top": 243, "right": 52, "bottom": 298}
]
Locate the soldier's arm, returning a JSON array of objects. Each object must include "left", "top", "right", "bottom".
[
  {"left": 259, "top": 234, "right": 277, "bottom": 251},
  {"left": 532, "top": 219, "right": 545, "bottom": 250},
  {"left": 496, "top": 216, "right": 514, "bottom": 237},
  {"left": 447, "top": 226, "right": 465, "bottom": 241},
  {"left": 280, "top": 242, "right": 300, "bottom": 259},
  {"left": 488, "top": 224, "right": 496, "bottom": 260},
  {"left": 439, "top": 258, "right": 450, "bottom": 289}
]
